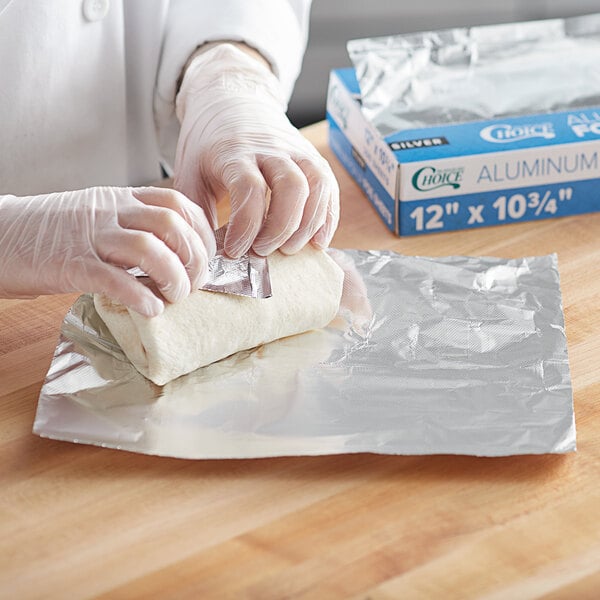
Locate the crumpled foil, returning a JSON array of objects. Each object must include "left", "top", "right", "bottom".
[
  {"left": 348, "top": 14, "right": 600, "bottom": 136},
  {"left": 33, "top": 251, "right": 575, "bottom": 458},
  {"left": 203, "top": 225, "right": 271, "bottom": 298},
  {"left": 129, "top": 225, "right": 271, "bottom": 299}
]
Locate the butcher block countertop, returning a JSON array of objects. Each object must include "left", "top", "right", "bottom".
[{"left": 2, "top": 121, "right": 600, "bottom": 599}]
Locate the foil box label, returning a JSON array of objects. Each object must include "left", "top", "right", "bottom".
[{"left": 327, "top": 68, "right": 600, "bottom": 235}]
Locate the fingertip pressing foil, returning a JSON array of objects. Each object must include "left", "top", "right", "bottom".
[
  {"left": 129, "top": 225, "right": 272, "bottom": 299},
  {"left": 33, "top": 251, "right": 575, "bottom": 458},
  {"left": 203, "top": 225, "right": 272, "bottom": 299}
]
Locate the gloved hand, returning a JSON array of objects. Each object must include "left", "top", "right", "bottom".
[
  {"left": 327, "top": 249, "right": 373, "bottom": 337},
  {"left": 174, "top": 43, "right": 340, "bottom": 259},
  {"left": 0, "top": 186, "right": 216, "bottom": 317}
]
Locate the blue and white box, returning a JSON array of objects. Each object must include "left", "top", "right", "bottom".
[{"left": 326, "top": 67, "right": 600, "bottom": 235}]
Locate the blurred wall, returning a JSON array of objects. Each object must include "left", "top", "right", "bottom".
[{"left": 287, "top": 0, "right": 600, "bottom": 127}]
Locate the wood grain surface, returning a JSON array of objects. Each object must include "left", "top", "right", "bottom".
[{"left": 1, "top": 121, "right": 599, "bottom": 599}]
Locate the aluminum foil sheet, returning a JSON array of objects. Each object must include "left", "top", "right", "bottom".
[
  {"left": 33, "top": 251, "right": 575, "bottom": 458},
  {"left": 348, "top": 14, "right": 600, "bottom": 136},
  {"left": 129, "top": 225, "right": 271, "bottom": 299}
]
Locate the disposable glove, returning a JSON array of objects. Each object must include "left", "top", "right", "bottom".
[
  {"left": 174, "top": 43, "right": 340, "bottom": 259},
  {"left": 0, "top": 186, "right": 216, "bottom": 317},
  {"left": 327, "top": 249, "right": 373, "bottom": 337}
]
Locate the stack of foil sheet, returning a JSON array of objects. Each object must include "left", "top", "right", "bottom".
[{"left": 348, "top": 14, "right": 600, "bottom": 136}]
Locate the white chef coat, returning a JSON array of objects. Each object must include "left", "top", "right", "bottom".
[{"left": 0, "top": 0, "right": 311, "bottom": 196}]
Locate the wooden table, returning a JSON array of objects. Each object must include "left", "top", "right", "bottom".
[{"left": 2, "top": 121, "right": 599, "bottom": 599}]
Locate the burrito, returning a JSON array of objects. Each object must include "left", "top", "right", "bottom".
[{"left": 94, "top": 247, "right": 344, "bottom": 385}]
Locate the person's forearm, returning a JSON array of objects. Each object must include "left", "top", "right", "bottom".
[{"left": 178, "top": 40, "right": 272, "bottom": 93}]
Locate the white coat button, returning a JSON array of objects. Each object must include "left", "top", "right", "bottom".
[{"left": 83, "top": 0, "right": 109, "bottom": 22}]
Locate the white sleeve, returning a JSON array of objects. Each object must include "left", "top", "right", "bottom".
[{"left": 155, "top": 0, "right": 312, "bottom": 170}]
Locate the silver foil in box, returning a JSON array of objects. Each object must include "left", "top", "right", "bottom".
[
  {"left": 348, "top": 14, "right": 600, "bottom": 136},
  {"left": 33, "top": 251, "right": 575, "bottom": 458}
]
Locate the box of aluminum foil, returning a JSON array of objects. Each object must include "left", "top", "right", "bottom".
[{"left": 326, "top": 14, "right": 600, "bottom": 235}]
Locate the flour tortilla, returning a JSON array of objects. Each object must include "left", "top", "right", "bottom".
[{"left": 93, "top": 247, "right": 344, "bottom": 385}]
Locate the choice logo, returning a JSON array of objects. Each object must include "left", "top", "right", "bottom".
[
  {"left": 480, "top": 123, "right": 555, "bottom": 144},
  {"left": 412, "top": 165, "right": 464, "bottom": 192}
]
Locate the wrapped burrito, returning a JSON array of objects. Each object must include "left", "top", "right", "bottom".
[{"left": 94, "top": 247, "right": 344, "bottom": 385}]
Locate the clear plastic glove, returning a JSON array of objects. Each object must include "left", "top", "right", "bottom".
[
  {"left": 174, "top": 43, "right": 340, "bottom": 259},
  {"left": 0, "top": 186, "right": 216, "bottom": 317},
  {"left": 327, "top": 249, "right": 373, "bottom": 338}
]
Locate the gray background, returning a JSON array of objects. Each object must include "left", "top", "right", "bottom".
[{"left": 288, "top": 0, "right": 600, "bottom": 127}]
